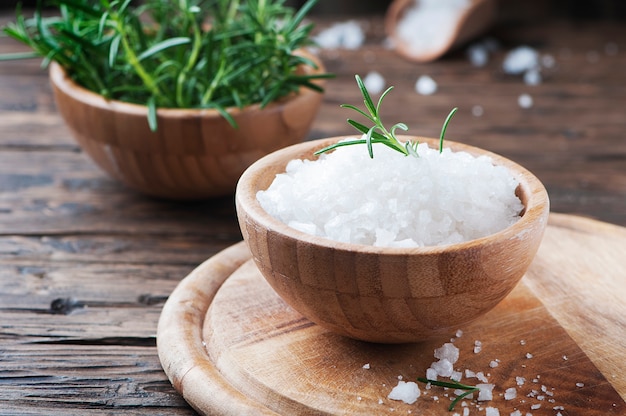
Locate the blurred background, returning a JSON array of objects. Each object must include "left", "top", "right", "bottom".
[{"left": 1, "top": 0, "right": 626, "bottom": 20}]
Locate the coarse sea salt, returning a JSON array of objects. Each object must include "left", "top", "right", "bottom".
[
  {"left": 388, "top": 380, "right": 421, "bottom": 404},
  {"left": 257, "top": 141, "right": 523, "bottom": 248},
  {"left": 314, "top": 20, "right": 364, "bottom": 50},
  {"left": 395, "top": 0, "right": 471, "bottom": 57}
]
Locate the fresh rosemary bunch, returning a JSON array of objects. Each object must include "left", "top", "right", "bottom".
[
  {"left": 2, "top": 0, "right": 331, "bottom": 130},
  {"left": 315, "top": 74, "right": 457, "bottom": 157}
]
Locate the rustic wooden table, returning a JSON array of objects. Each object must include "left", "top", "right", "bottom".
[{"left": 1, "top": 10, "right": 625, "bottom": 415}]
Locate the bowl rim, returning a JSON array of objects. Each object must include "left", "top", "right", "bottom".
[
  {"left": 48, "top": 49, "right": 326, "bottom": 118},
  {"left": 236, "top": 135, "right": 550, "bottom": 255}
]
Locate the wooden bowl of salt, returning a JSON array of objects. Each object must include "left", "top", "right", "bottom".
[
  {"left": 235, "top": 136, "right": 549, "bottom": 343},
  {"left": 385, "top": 0, "right": 497, "bottom": 62}
]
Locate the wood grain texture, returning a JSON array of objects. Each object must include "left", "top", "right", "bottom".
[{"left": 157, "top": 214, "right": 626, "bottom": 415}]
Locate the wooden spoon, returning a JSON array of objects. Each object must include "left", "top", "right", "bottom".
[{"left": 385, "top": 0, "right": 497, "bottom": 62}]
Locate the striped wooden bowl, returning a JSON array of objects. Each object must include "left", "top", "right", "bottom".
[
  {"left": 49, "top": 55, "right": 325, "bottom": 200},
  {"left": 236, "top": 137, "right": 550, "bottom": 343}
]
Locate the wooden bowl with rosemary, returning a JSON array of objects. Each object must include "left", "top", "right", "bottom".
[
  {"left": 50, "top": 54, "right": 325, "bottom": 200},
  {"left": 5, "top": 0, "right": 330, "bottom": 199},
  {"left": 236, "top": 135, "right": 549, "bottom": 343}
]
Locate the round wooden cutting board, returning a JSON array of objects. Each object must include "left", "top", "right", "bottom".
[{"left": 157, "top": 213, "right": 626, "bottom": 415}]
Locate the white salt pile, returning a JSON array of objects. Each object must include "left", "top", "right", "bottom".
[
  {"left": 257, "top": 141, "right": 523, "bottom": 247},
  {"left": 314, "top": 20, "right": 364, "bottom": 50},
  {"left": 395, "top": 0, "right": 471, "bottom": 57}
]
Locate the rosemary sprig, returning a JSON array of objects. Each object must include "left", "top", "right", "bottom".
[
  {"left": 315, "top": 74, "right": 458, "bottom": 157},
  {"left": 417, "top": 377, "right": 480, "bottom": 411}
]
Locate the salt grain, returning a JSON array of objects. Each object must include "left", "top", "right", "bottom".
[
  {"left": 435, "top": 343, "right": 460, "bottom": 364},
  {"left": 467, "top": 42, "right": 489, "bottom": 67},
  {"left": 472, "top": 105, "right": 484, "bottom": 117},
  {"left": 431, "top": 359, "right": 454, "bottom": 377},
  {"left": 388, "top": 380, "right": 421, "bottom": 404},
  {"left": 530, "top": 404, "right": 541, "bottom": 410},
  {"left": 504, "top": 387, "right": 517, "bottom": 400},
  {"left": 485, "top": 407, "right": 500, "bottom": 416},
  {"left": 258, "top": 142, "right": 523, "bottom": 247},
  {"left": 415, "top": 75, "right": 438, "bottom": 95},
  {"left": 518, "top": 94, "right": 533, "bottom": 109},
  {"left": 523, "top": 68, "right": 542, "bottom": 86},
  {"left": 510, "top": 411, "right": 522, "bottom": 416},
  {"left": 363, "top": 71, "right": 386, "bottom": 95},
  {"left": 489, "top": 359, "right": 499, "bottom": 368},
  {"left": 503, "top": 46, "right": 539, "bottom": 75},
  {"left": 314, "top": 20, "right": 364, "bottom": 50},
  {"left": 576, "top": 382, "right": 584, "bottom": 388},
  {"left": 363, "top": 363, "right": 371, "bottom": 369},
  {"left": 474, "top": 340, "right": 483, "bottom": 354},
  {"left": 477, "top": 383, "right": 494, "bottom": 401},
  {"left": 516, "top": 376, "right": 526, "bottom": 386}
]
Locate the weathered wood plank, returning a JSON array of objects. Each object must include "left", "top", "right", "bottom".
[{"left": 0, "top": 344, "right": 194, "bottom": 415}]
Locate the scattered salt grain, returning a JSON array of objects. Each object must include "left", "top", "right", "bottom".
[
  {"left": 474, "top": 340, "right": 483, "bottom": 354},
  {"left": 395, "top": 0, "right": 471, "bottom": 57},
  {"left": 363, "top": 363, "right": 371, "bottom": 369},
  {"left": 314, "top": 21, "right": 364, "bottom": 50},
  {"left": 520, "top": 340, "right": 526, "bottom": 346},
  {"left": 485, "top": 407, "right": 500, "bottom": 416},
  {"left": 388, "top": 380, "right": 421, "bottom": 404},
  {"left": 503, "top": 46, "right": 540, "bottom": 75},
  {"left": 477, "top": 383, "right": 494, "bottom": 401},
  {"left": 525, "top": 353, "right": 533, "bottom": 359},
  {"left": 363, "top": 71, "right": 386, "bottom": 95},
  {"left": 467, "top": 42, "right": 489, "bottom": 67},
  {"left": 463, "top": 408, "right": 470, "bottom": 416},
  {"left": 258, "top": 142, "right": 523, "bottom": 247},
  {"left": 415, "top": 75, "right": 437, "bottom": 95},
  {"left": 435, "top": 343, "right": 460, "bottom": 364},
  {"left": 576, "top": 382, "right": 584, "bottom": 388},
  {"left": 426, "top": 367, "right": 438, "bottom": 380},
  {"left": 523, "top": 68, "right": 542, "bottom": 86},
  {"left": 489, "top": 359, "right": 499, "bottom": 368},
  {"left": 510, "top": 411, "right": 522, "bottom": 416},
  {"left": 504, "top": 387, "right": 517, "bottom": 400},
  {"left": 472, "top": 105, "right": 484, "bottom": 117},
  {"left": 530, "top": 404, "right": 541, "bottom": 410},
  {"left": 451, "top": 371, "right": 463, "bottom": 382},
  {"left": 562, "top": 355, "right": 568, "bottom": 361},
  {"left": 476, "top": 372, "right": 489, "bottom": 383},
  {"left": 456, "top": 329, "right": 464, "bottom": 338},
  {"left": 518, "top": 94, "right": 533, "bottom": 109},
  {"left": 431, "top": 359, "right": 454, "bottom": 377},
  {"left": 516, "top": 376, "right": 526, "bottom": 386}
]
